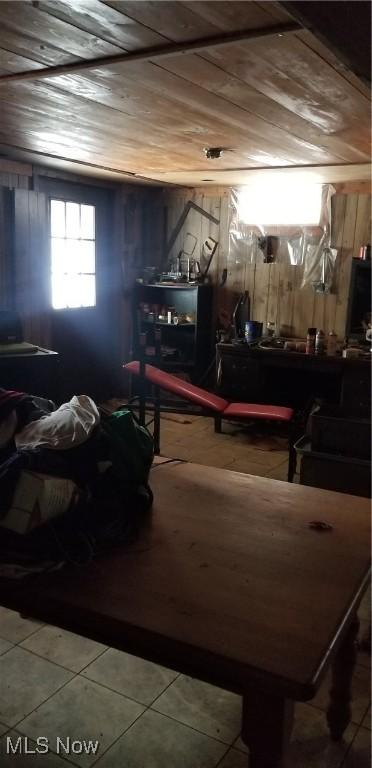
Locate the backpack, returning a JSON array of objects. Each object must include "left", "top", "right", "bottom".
[
  {"left": 101, "top": 408, "right": 154, "bottom": 488},
  {"left": 0, "top": 409, "right": 154, "bottom": 572}
]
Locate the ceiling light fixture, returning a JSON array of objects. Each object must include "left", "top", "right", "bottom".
[{"left": 203, "top": 147, "right": 225, "bottom": 159}]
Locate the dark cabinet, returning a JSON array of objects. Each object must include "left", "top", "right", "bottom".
[
  {"left": 346, "top": 259, "right": 371, "bottom": 342},
  {"left": 132, "top": 283, "right": 213, "bottom": 380},
  {"left": 216, "top": 343, "right": 371, "bottom": 410}
]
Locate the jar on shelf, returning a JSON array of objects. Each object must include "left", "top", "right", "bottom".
[
  {"left": 266, "top": 321, "right": 276, "bottom": 337},
  {"left": 327, "top": 331, "right": 338, "bottom": 356},
  {"left": 306, "top": 327, "right": 316, "bottom": 354},
  {"left": 315, "top": 329, "right": 325, "bottom": 355}
]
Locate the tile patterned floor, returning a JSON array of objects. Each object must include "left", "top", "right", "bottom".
[{"left": 0, "top": 415, "right": 370, "bottom": 766}]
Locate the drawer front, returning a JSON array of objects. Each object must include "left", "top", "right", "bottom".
[{"left": 216, "top": 354, "right": 262, "bottom": 401}]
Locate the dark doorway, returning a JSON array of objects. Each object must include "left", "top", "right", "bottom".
[{"left": 37, "top": 177, "right": 120, "bottom": 401}]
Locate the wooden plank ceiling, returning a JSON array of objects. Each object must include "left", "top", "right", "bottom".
[{"left": 0, "top": 0, "right": 370, "bottom": 186}]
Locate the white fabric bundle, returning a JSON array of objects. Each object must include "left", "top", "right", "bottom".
[{"left": 15, "top": 395, "right": 100, "bottom": 450}]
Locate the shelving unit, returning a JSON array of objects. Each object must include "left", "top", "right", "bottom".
[{"left": 132, "top": 282, "right": 213, "bottom": 381}]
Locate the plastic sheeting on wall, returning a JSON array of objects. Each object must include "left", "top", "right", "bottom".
[{"left": 229, "top": 184, "right": 337, "bottom": 290}]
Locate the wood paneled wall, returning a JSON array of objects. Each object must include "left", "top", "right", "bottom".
[
  {"left": 0, "top": 159, "right": 165, "bottom": 381},
  {"left": 114, "top": 186, "right": 166, "bottom": 365},
  {"left": 0, "top": 186, "right": 14, "bottom": 310},
  {"left": 0, "top": 159, "right": 32, "bottom": 191},
  {"left": 164, "top": 185, "right": 371, "bottom": 340}
]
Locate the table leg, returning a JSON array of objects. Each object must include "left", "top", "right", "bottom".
[
  {"left": 241, "top": 689, "right": 294, "bottom": 767},
  {"left": 327, "top": 615, "right": 359, "bottom": 740}
]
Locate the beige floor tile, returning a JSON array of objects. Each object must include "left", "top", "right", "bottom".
[
  {"left": 218, "top": 747, "right": 247, "bottom": 767},
  {"left": 311, "top": 665, "right": 371, "bottom": 725},
  {"left": 18, "top": 676, "right": 144, "bottom": 768},
  {"left": 0, "top": 647, "right": 73, "bottom": 727},
  {"left": 182, "top": 434, "right": 229, "bottom": 451},
  {"left": 94, "top": 709, "right": 226, "bottom": 768},
  {"left": 227, "top": 702, "right": 357, "bottom": 767},
  {"left": 159, "top": 415, "right": 292, "bottom": 481},
  {"left": 160, "top": 425, "right": 192, "bottom": 441},
  {"left": 0, "top": 731, "right": 76, "bottom": 767},
  {"left": 181, "top": 418, "right": 214, "bottom": 435},
  {"left": 20, "top": 626, "right": 107, "bottom": 673},
  {"left": 160, "top": 444, "right": 240, "bottom": 469},
  {"left": 214, "top": 441, "right": 286, "bottom": 470},
  {"left": 225, "top": 445, "right": 288, "bottom": 470},
  {"left": 161, "top": 418, "right": 208, "bottom": 438},
  {"left": 287, "top": 702, "right": 357, "bottom": 768},
  {"left": 0, "top": 638, "right": 13, "bottom": 656},
  {"left": 265, "top": 460, "right": 290, "bottom": 481},
  {"left": 159, "top": 443, "right": 182, "bottom": 458},
  {"left": 82, "top": 648, "right": 178, "bottom": 705},
  {"left": 343, "top": 726, "right": 371, "bottom": 768},
  {"left": 152, "top": 675, "right": 242, "bottom": 744},
  {"left": 0, "top": 607, "right": 42, "bottom": 643},
  {"left": 160, "top": 443, "right": 195, "bottom": 461}
]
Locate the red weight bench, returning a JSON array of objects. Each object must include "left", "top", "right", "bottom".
[{"left": 123, "top": 360, "right": 297, "bottom": 482}]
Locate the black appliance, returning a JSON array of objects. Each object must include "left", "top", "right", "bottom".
[{"left": 0, "top": 311, "right": 23, "bottom": 343}]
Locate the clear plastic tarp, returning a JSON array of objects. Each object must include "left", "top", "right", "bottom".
[{"left": 229, "top": 183, "right": 337, "bottom": 291}]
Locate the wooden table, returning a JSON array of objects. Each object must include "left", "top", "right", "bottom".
[
  {"left": 0, "top": 461, "right": 370, "bottom": 767},
  {"left": 0, "top": 346, "right": 59, "bottom": 401}
]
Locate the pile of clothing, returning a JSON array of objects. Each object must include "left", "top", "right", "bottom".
[{"left": 0, "top": 388, "right": 154, "bottom": 578}]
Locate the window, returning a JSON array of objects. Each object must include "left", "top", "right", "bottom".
[
  {"left": 50, "top": 199, "right": 96, "bottom": 309},
  {"left": 236, "top": 182, "right": 323, "bottom": 227}
]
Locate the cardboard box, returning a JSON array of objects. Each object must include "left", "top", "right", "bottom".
[{"left": 1, "top": 471, "right": 79, "bottom": 535}]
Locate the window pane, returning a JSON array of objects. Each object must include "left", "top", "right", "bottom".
[
  {"left": 66, "top": 275, "right": 83, "bottom": 308},
  {"left": 79, "top": 274, "right": 96, "bottom": 307},
  {"left": 51, "top": 238, "right": 73, "bottom": 274},
  {"left": 51, "top": 274, "right": 68, "bottom": 309},
  {"left": 73, "top": 240, "right": 95, "bottom": 273},
  {"left": 66, "top": 202, "right": 80, "bottom": 238},
  {"left": 50, "top": 200, "right": 65, "bottom": 238},
  {"left": 80, "top": 205, "right": 95, "bottom": 239},
  {"left": 51, "top": 273, "right": 96, "bottom": 309}
]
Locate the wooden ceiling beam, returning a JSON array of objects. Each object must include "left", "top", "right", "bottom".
[{"left": 0, "top": 21, "right": 301, "bottom": 84}]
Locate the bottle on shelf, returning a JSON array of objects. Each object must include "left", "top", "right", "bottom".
[
  {"left": 306, "top": 327, "right": 316, "bottom": 355},
  {"left": 327, "top": 330, "right": 338, "bottom": 356},
  {"left": 315, "top": 329, "right": 325, "bottom": 355},
  {"left": 266, "top": 321, "right": 276, "bottom": 338}
]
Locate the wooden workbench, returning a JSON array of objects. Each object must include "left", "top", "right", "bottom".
[
  {"left": 0, "top": 461, "right": 370, "bottom": 767},
  {"left": 216, "top": 343, "right": 371, "bottom": 413}
]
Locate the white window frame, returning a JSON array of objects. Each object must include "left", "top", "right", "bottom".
[{"left": 50, "top": 198, "right": 97, "bottom": 310}]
